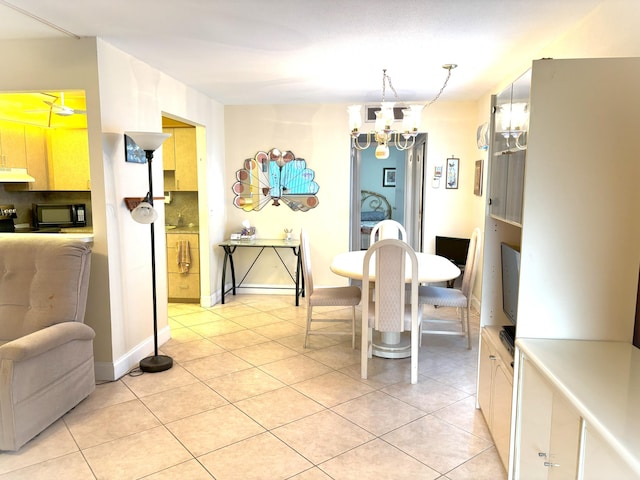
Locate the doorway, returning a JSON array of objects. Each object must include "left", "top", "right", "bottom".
[
  {"left": 350, "top": 133, "right": 427, "bottom": 251},
  {"left": 162, "top": 115, "right": 205, "bottom": 305}
]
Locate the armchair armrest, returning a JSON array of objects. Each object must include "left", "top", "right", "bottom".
[{"left": 0, "top": 322, "right": 95, "bottom": 362}]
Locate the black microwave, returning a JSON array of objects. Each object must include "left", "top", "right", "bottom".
[{"left": 32, "top": 203, "right": 87, "bottom": 229}]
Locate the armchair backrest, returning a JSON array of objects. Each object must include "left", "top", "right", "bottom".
[{"left": 0, "top": 237, "right": 92, "bottom": 341}]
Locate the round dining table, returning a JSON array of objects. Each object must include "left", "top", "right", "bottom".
[
  {"left": 331, "top": 250, "right": 460, "bottom": 284},
  {"left": 330, "top": 250, "right": 461, "bottom": 358}
]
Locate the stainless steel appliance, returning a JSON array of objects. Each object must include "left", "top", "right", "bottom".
[
  {"left": 0, "top": 204, "right": 17, "bottom": 232},
  {"left": 32, "top": 203, "right": 86, "bottom": 230}
]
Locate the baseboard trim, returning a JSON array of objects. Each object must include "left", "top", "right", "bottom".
[{"left": 93, "top": 325, "right": 172, "bottom": 382}]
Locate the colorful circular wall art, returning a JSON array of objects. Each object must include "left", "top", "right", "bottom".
[{"left": 232, "top": 149, "right": 320, "bottom": 212}]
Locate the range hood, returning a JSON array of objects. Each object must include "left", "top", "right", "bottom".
[{"left": 0, "top": 167, "right": 35, "bottom": 183}]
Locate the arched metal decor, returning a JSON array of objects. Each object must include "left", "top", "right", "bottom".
[{"left": 232, "top": 148, "right": 319, "bottom": 212}]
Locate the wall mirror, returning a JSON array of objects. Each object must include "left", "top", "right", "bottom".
[{"left": 232, "top": 148, "right": 319, "bottom": 212}]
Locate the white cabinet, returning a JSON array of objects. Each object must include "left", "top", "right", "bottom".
[
  {"left": 488, "top": 70, "right": 530, "bottom": 227},
  {"left": 515, "top": 356, "right": 581, "bottom": 479},
  {"left": 478, "top": 69, "right": 530, "bottom": 474},
  {"left": 514, "top": 340, "right": 640, "bottom": 480},
  {"left": 478, "top": 327, "right": 513, "bottom": 471},
  {"left": 582, "top": 426, "right": 638, "bottom": 480},
  {"left": 480, "top": 57, "right": 640, "bottom": 478}
]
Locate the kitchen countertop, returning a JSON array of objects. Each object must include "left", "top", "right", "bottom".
[
  {"left": 60, "top": 227, "right": 94, "bottom": 234},
  {"left": 165, "top": 226, "right": 199, "bottom": 234},
  {"left": 0, "top": 232, "right": 94, "bottom": 243}
]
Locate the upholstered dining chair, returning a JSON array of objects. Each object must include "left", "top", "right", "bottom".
[
  {"left": 369, "top": 219, "right": 407, "bottom": 244},
  {"left": 300, "top": 230, "right": 362, "bottom": 348},
  {"left": 361, "top": 238, "right": 421, "bottom": 384},
  {"left": 418, "top": 227, "right": 482, "bottom": 349}
]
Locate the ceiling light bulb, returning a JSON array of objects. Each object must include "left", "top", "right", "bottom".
[
  {"left": 375, "top": 143, "right": 390, "bottom": 160},
  {"left": 347, "top": 105, "right": 362, "bottom": 133}
]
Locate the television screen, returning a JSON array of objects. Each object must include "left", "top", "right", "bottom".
[
  {"left": 435, "top": 236, "right": 470, "bottom": 267},
  {"left": 501, "top": 243, "right": 521, "bottom": 325}
]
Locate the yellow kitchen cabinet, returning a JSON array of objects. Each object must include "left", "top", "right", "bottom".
[
  {"left": 163, "top": 127, "right": 197, "bottom": 191},
  {"left": 48, "top": 128, "right": 90, "bottom": 191},
  {"left": 161, "top": 127, "right": 176, "bottom": 171},
  {"left": 166, "top": 231, "right": 200, "bottom": 302},
  {"left": 0, "top": 121, "right": 27, "bottom": 168},
  {"left": 5, "top": 124, "right": 50, "bottom": 191}
]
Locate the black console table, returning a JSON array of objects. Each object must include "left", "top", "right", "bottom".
[{"left": 218, "top": 238, "right": 304, "bottom": 305}]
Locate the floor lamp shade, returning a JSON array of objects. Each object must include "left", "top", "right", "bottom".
[
  {"left": 125, "top": 131, "right": 173, "bottom": 373},
  {"left": 125, "top": 132, "right": 171, "bottom": 152}
]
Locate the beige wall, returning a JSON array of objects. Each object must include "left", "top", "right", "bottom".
[
  {"left": 94, "top": 40, "right": 226, "bottom": 378},
  {"left": 224, "top": 102, "right": 483, "bottom": 290},
  {"left": 0, "top": 37, "right": 226, "bottom": 380},
  {"left": 0, "top": 0, "right": 638, "bottom": 379}
]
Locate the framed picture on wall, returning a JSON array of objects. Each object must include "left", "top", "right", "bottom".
[
  {"left": 474, "top": 159, "right": 483, "bottom": 196},
  {"left": 383, "top": 168, "right": 396, "bottom": 187},
  {"left": 124, "top": 134, "right": 147, "bottom": 164},
  {"left": 446, "top": 157, "right": 459, "bottom": 189}
]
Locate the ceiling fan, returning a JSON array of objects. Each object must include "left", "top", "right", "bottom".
[{"left": 43, "top": 92, "right": 86, "bottom": 117}]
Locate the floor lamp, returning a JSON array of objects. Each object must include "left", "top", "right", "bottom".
[{"left": 125, "top": 131, "right": 172, "bottom": 373}]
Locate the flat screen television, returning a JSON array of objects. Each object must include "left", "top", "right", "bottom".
[
  {"left": 500, "top": 242, "right": 521, "bottom": 325},
  {"left": 435, "top": 236, "right": 470, "bottom": 267}
]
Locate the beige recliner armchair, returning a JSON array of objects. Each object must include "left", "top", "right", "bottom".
[{"left": 0, "top": 236, "right": 95, "bottom": 451}]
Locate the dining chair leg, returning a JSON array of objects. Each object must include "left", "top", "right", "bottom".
[
  {"left": 465, "top": 308, "right": 472, "bottom": 350},
  {"left": 411, "top": 311, "right": 421, "bottom": 384},
  {"left": 351, "top": 306, "right": 356, "bottom": 349},
  {"left": 304, "top": 307, "right": 312, "bottom": 348},
  {"left": 418, "top": 305, "right": 423, "bottom": 348},
  {"left": 361, "top": 324, "right": 369, "bottom": 379}
]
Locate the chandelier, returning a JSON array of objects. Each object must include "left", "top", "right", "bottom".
[{"left": 348, "top": 64, "right": 457, "bottom": 159}]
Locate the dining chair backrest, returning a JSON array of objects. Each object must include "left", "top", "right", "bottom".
[
  {"left": 460, "top": 227, "right": 482, "bottom": 301},
  {"left": 370, "top": 219, "right": 407, "bottom": 245},
  {"left": 362, "top": 238, "right": 421, "bottom": 383},
  {"left": 362, "top": 238, "right": 418, "bottom": 333},
  {"left": 300, "top": 229, "right": 315, "bottom": 299}
]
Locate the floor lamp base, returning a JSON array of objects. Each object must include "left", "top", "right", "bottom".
[{"left": 139, "top": 354, "right": 173, "bottom": 373}]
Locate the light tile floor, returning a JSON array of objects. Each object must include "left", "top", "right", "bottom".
[{"left": 0, "top": 295, "right": 507, "bottom": 480}]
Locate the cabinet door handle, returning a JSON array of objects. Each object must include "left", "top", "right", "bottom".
[
  {"left": 544, "top": 462, "right": 560, "bottom": 468},
  {"left": 489, "top": 355, "right": 497, "bottom": 360}
]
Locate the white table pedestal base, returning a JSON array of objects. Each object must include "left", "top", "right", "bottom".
[{"left": 372, "top": 331, "right": 412, "bottom": 359}]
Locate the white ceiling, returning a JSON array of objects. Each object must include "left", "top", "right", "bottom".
[{"left": 0, "top": 0, "right": 607, "bottom": 105}]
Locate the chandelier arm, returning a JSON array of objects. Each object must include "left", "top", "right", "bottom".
[
  {"left": 393, "top": 133, "right": 415, "bottom": 150},
  {"left": 385, "top": 71, "right": 400, "bottom": 101},
  {"left": 425, "top": 66, "right": 454, "bottom": 109},
  {"left": 352, "top": 133, "right": 371, "bottom": 151},
  {"left": 353, "top": 66, "right": 456, "bottom": 158}
]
